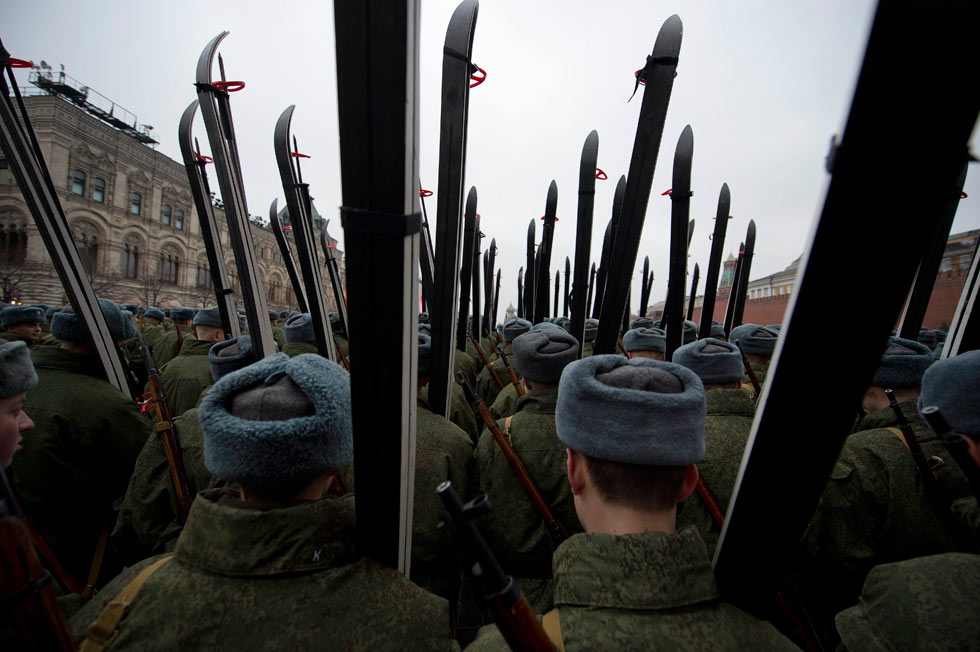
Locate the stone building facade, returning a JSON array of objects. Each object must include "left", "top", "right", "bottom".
[{"left": 0, "top": 93, "right": 344, "bottom": 313}]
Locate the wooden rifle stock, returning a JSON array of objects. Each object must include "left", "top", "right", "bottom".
[
  {"left": 457, "top": 373, "right": 567, "bottom": 544},
  {"left": 437, "top": 483, "right": 556, "bottom": 652},
  {"left": 336, "top": 343, "right": 351, "bottom": 371},
  {"left": 137, "top": 333, "right": 193, "bottom": 522},
  {"left": 886, "top": 389, "right": 939, "bottom": 492},
  {"left": 490, "top": 339, "right": 525, "bottom": 397},
  {"left": 468, "top": 331, "right": 505, "bottom": 390},
  {"left": 695, "top": 476, "right": 725, "bottom": 528},
  {"left": 734, "top": 340, "right": 762, "bottom": 396}
]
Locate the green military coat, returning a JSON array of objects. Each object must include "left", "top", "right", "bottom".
[
  {"left": 0, "top": 331, "right": 37, "bottom": 347},
  {"left": 111, "top": 407, "right": 223, "bottom": 564},
  {"left": 802, "top": 398, "right": 973, "bottom": 624},
  {"left": 476, "top": 353, "right": 513, "bottom": 406},
  {"left": 272, "top": 323, "right": 287, "bottom": 351},
  {"left": 12, "top": 346, "right": 152, "bottom": 586},
  {"left": 469, "top": 528, "right": 795, "bottom": 651},
  {"left": 475, "top": 386, "right": 583, "bottom": 612},
  {"left": 676, "top": 388, "right": 755, "bottom": 554},
  {"left": 411, "top": 398, "right": 476, "bottom": 598},
  {"left": 488, "top": 382, "right": 521, "bottom": 421},
  {"left": 454, "top": 349, "right": 480, "bottom": 391},
  {"left": 419, "top": 381, "right": 479, "bottom": 445},
  {"left": 334, "top": 332, "right": 350, "bottom": 359},
  {"left": 282, "top": 341, "right": 318, "bottom": 357},
  {"left": 157, "top": 338, "right": 214, "bottom": 417},
  {"left": 152, "top": 325, "right": 193, "bottom": 368},
  {"left": 70, "top": 490, "right": 458, "bottom": 651}
]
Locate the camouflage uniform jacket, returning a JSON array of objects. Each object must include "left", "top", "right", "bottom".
[
  {"left": 476, "top": 353, "right": 510, "bottom": 406},
  {"left": 412, "top": 398, "right": 476, "bottom": 598},
  {"left": 802, "top": 399, "right": 972, "bottom": 617},
  {"left": 282, "top": 341, "right": 318, "bottom": 357},
  {"left": 742, "top": 361, "right": 769, "bottom": 395},
  {"left": 469, "top": 527, "right": 795, "bottom": 651},
  {"left": 334, "top": 332, "right": 350, "bottom": 359},
  {"left": 836, "top": 552, "right": 980, "bottom": 652},
  {"left": 152, "top": 325, "right": 193, "bottom": 368},
  {"left": 420, "top": 381, "right": 479, "bottom": 444},
  {"left": 157, "top": 338, "right": 214, "bottom": 417},
  {"left": 454, "top": 348, "right": 480, "bottom": 391},
  {"left": 11, "top": 346, "right": 151, "bottom": 585},
  {"left": 488, "top": 382, "right": 520, "bottom": 421},
  {"left": 475, "top": 386, "right": 584, "bottom": 612},
  {"left": 676, "top": 388, "right": 755, "bottom": 554},
  {"left": 111, "top": 407, "right": 223, "bottom": 564},
  {"left": 272, "top": 323, "right": 287, "bottom": 351},
  {"left": 69, "top": 489, "right": 458, "bottom": 651}
]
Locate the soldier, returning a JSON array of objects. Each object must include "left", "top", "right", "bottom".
[
  {"left": 0, "top": 305, "right": 45, "bottom": 347},
  {"left": 727, "top": 324, "right": 778, "bottom": 386},
  {"left": 482, "top": 317, "right": 531, "bottom": 419},
  {"left": 628, "top": 316, "right": 655, "bottom": 331},
  {"left": 39, "top": 306, "right": 61, "bottom": 345},
  {"left": 154, "top": 307, "right": 195, "bottom": 367},
  {"left": 412, "top": 332, "right": 475, "bottom": 598},
  {"left": 475, "top": 328, "right": 583, "bottom": 612},
  {"left": 580, "top": 317, "right": 599, "bottom": 357},
  {"left": 706, "top": 320, "right": 727, "bottom": 340},
  {"left": 139, "top": 306, "right": 167, "bottom": 354},
  {"left": 269, "top": 309, "right": 287, "bottom": 351},
  {"left": 623, "top": 326, "right": 667, "bottom": 361},
  {"left": 681, "top": 318, "right": 699, "bottom": 344},
  {"left": 801, "top": 337, "right": 973, "bottom": 639},
  {"left": 671, "top": 338, "right": 755, "bottom": 553},
  {"left": 0, "top": 341, "right": 36, "bottom": 468},
  {"left": 10, "top": 299, "right": 152, "bottom": 590},
  {"left": 157, "top": 307, "right": 226, "bottom": 417},
  {"left": 112, "top": 335, "right": 262, "bottom": 562},
  {"left": 69, "top": 353, "right": 457, "bottom": 650},
  {"left": 470, "top": 355, "right": 795, "bottom": 651},
  {"left": 282, "top": 313, "right": 318, "bottom": 357}
]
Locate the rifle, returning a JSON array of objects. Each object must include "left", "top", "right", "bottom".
[
  {"left": 336, "top": 342, "right": 351, "bottom": 372},
  {"left": 920, "top": 405, "right": 980, "bottom": 498},
  {"left": 458, "top": 373, "right": 568, "bottom": 545},
  {"left": 0, "top": 468, "right": 77, "bottom": 650},
  {"left": 437, "top": 482, "right": 557, "bottom": 652},
  {"left": 733, "top": 340, "right": 762, "bottom": 396},
  {"left": 885, "top": 389, "right": 939, "bottom": 492},
  {"left": 137, "top": 332, "right": 193, "bottom": 523},
  {"left": 490, "top": 338, "right": 524, "bottom": 397},
  {"left": 467, "top": 331, "right": 504, "bottom": 390}
]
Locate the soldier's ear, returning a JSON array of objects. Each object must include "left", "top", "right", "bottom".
[
  {"left": 677, "top": 464, "right": 699, "bottom": 503},
  {"left": 566, "top": 448, "right": 586, "bottom": 495}
]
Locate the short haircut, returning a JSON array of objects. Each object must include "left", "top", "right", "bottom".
[
  {"left": 194, "top": 324, "right": 223, "bottom": 339},
  {"left": 584, "top": 455, "right": 686, "bottom": 511}
]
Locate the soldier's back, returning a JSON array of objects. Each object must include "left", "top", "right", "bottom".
[
  {"left": 158, "top": 338, "right": 215, "bottom": 417},
  {"left": 70, "top": 491, "right": 458, "bottom": 651}
]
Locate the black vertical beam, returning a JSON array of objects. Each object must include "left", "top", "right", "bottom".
[
  {"left": 898, "top": 161, "right": 969, "bottom": 338},
  {"left": 334, "top": 0, "right": 423, "bottom": 572},
  {"left": 698, "top": 184, "right": 731, "bottom": 339},
  {"left": 714, "top": 0, "right": 980, "bottom": 617}
]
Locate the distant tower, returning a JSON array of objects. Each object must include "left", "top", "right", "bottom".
[
  {"left": 720, "top": 252, "right": 737, "bottom": 288},
  {"left": 505, "top": 303, "right": 516, "bottom": 321}
]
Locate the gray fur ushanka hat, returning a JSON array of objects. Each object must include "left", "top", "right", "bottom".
[
  {"left": 143, "top": 307, "right": 165, "bottom": 322},
  {"left": 1, "top": 305, "right": 45, "bottom": 328},
  {"left": 672, "top": 338, "right": 744, "bottom": 385},
  {"left": 917, "top": 349, "right": 980, "bottom": 438},
  {"left": 51, "top": 298, "right": 128, "bottom": 342},
  {"left": 193, "top": 307, "right": 224, "bottom": 329},
  {"left": 729, "top": 324, "right": 779, "bottom": 357},
  {"left": 623, "top": 327, "right": 666, "bottom": 353},
  {"left": 417, "top": 332, "right": 432, "bottom": 378},
  {"left": 513, "top": 329, "right": 579, "bottom": 384},
  {"left": 285, "top": 313, "right": 314, "bottom": 343},
  {"left": 209, "top": 335, "right": 260, "bottom": 382},
  {"left": 503, "top": 317, "right": 532, "bottom": 342},
  {"left": 0, "top": 341, "right": 38, "bottom": 398},
  {"left": 557, "top": 355, "right": 706, "bottom": 466},
  {"left": 199, "top": 353, "right": 353, "bottom": 488},
  {"left": 871, "top": 337, "right": 933, "bottom": 389}
]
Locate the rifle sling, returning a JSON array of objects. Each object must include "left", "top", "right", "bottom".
[
  {"left": 542, "top": 609, "right": 565, "bottom": 652},
  {"left": 81, "top": 520, "right": 110, "bottom": 600},
  {"left": 79, "top": 555, "right": 173, "bottom": 652}
]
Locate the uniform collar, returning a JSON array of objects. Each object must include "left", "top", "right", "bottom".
[
  {"left": 553, "top": 527, "right": 719, "bottom": 609},
  {"left": 178, "top": 337, "right": 214, "bottom": 356},
  {"left": 514, "top": 385, "right": 560, "bottom": 413},
  {"left": 176, "top": 488, "right": 357, "bottom": 576},
  {"left": 29, "top": 345, "right": 108, "bottom": 381}
]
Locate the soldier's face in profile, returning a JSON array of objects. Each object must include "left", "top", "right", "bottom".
[
  {"left": 8, "top": 322, "right": 42, "bottom": 342},
  {"left": 0, "top": 393, "right": 33, "bottom": 468}
]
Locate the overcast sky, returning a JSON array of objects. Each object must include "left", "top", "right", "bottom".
[{"left": 7, "top": 0, "right": 979, "bottom": 318}]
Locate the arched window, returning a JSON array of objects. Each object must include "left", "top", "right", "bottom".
[
  {"left": 157, "top": 245, "right": 180, "bottom": 285},
  {"left": 196, "top": 262, "right": 212, "bottom": 289},
  {"left": 71, "top": 169, "right": 86, "bottom": 196},
  {"left": 175, "top": 209, "right": 184, "bottom": 231},
  {"left": 93, "top": 177, "right": 106, "bottom": 203},
  {"left": 130, "top": 192, "right": 142, "bottom": 216},
  {"left": 74, "top": 227, "right": 98, "bottom": 274},
  {"left": 0, "top": 222, "right": 28, "bottom": 264},
  {"left": 268, "top": 278, "right": 281, "bottom": 303},
  {"left": 121, "top": 242, "right": 140, "bottom": 279},
  {"left": 162, "top": 205, "right": 172, "bottom": 226}
]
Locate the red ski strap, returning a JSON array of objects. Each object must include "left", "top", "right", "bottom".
[
  {"left": 470, "top": 66, "right": 487, "bottom": 88},
  {"left": 540, "top": 216, "right": 559, "bottom": 222},
  {"left": 662, "top": 189, "right": 672, "bottom": 196},
  {"left": 194, "top": 153, "right": 213, "bottom": 164},
  {"left": 419, "top": 189, "right": 433, "bottom": 197},
  {"left": 595, "top": 168, "right": 608, "bottom": 180},
  {"left": 291, "top": 151, "right": 310, "bottom": 159},
  {"left": 213, "top": 80, "right": 245, "bottom": 92},
  {"left": 7, "top": 58, "right": 33, "bottom": 69},
  {"left": 961, "top": 191, "right": 968, "bottom": 199}
]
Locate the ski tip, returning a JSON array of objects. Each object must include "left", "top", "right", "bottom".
[
  {"left": 269, "top": 197, "right": 278, "bottom": 214},
  {"left": 747, "top": 220, "right": 757, "bottom": 238},
  {"left": 197, "top": 32, "right": 231, "bottom": 84},
  {"left": 466, "top": 185, "right": 478, "bottom": 208},
  {"left": 654, "top": 15, "right": 683, "bottom": 55}
]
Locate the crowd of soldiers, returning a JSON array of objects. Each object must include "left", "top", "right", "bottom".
[{"left": 1, "top": 296, "right": 978, "bottom": 650}]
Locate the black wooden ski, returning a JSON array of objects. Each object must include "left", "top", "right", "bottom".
[
  {"left": 492, "top": 269, "right": 501, "bottom": 332},
  {"left": 178, "top": 100, "right": 240, "bottom": 339},
  {"left": 427, "top": 0, "right": 479, "bottom": 419},
  {"left": 698, "top": 184, "right": 731, "bottom": 339},
  {"left": 268, "top": 198, "right": 309, "bottom": 314},
  {"left": 713, "top": 0, "right": 980, "bottom": 620},
  {"left": 457, "top": 187, "right": 478, "bottom": 351},
  {"left": 686, "top": 262, "right": 700, "bottom": 321},
  {"left": 592, "top": 174, "right": 626, "bottom": 319},
  {"left": 333, "top": 0, "right": 425, "bottom": 572},
  {"left": 663, "top": 125, "right": 694, "bottom": 360},
  {"left": 553, "top": 269, "right": 560, "bottom": 318},
  {"left": 586, "top": 262, "right": 596, "bottom": 319},
  {"left": 0, "top": 46, "right": 128, "bottom": 393},
  {"left": 516, "top": 267, "right": 524, "bottom": 319},
  {"left": 524, "top": 219, "right": 536, "bottom": 320},
  {"left": 731, "top": 220, "right": 756, "bottom": 329},
  {"left": 722, "top": 242, "right": 744, "bottom": 336},
  {"left": 195, "top": 32, "right": 276, "bottom": 357},
  {"left": 319, "top": 219, "right": 349, "bottom": 338},
  {"left": 594, "top": 15, "right": 682, "bottom": 355},
  {"left": 418, "top": 183, "right": 436, "bottom": 314},
  {"left": 639, "top": 255, "right": 652, "bottom": 319},
  {"left": 470, "top": 220, "right": 481, "bottom": 344},
  {"left": 535, "top": 181, "right": 559, "bottom": 323},
  {"left": 563, "top": 257, "right": 571, "bottom": 318},
  {"left": 274, "top": 106, "right": 337, "bottom": 361}
]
